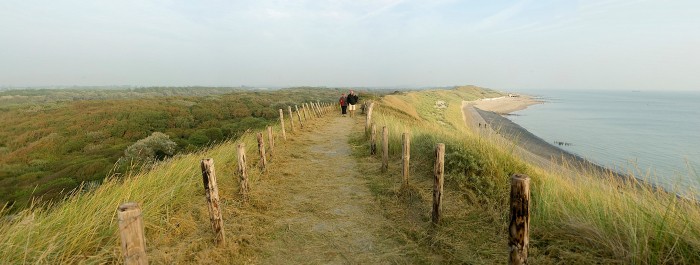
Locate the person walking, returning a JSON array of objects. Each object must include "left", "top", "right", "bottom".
[
  {"left": 346, "top": 90, "right": 359, "bottom": 118},
  {"left": 339, "top": 93, "right": 348, "bottom": 116}
]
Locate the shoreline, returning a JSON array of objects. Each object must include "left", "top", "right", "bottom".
[{"left": 463, "top": 95, "right": 625, "bottom": 179}]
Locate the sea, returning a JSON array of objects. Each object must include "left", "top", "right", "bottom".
[{"left": 508, "top": 89, "right": 700, "bottom": 192}]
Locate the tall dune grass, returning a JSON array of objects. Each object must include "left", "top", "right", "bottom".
[
  {"left": 367, "top": 86, "right": 700, "bottom": 263},
  {"left": 0, "top": 129, "right": 264, "bottom": 263}
]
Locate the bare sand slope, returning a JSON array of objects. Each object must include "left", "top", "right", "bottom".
[{"left": 257, "top": 116, "right": 409, "bottom": 264}]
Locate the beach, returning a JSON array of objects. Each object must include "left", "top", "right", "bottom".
[
  {"left": 472, "top": 95, "right": 543, "bottom": 114},
  {"left": 463, "top": 95, "right": 617, "bottom": 176}
]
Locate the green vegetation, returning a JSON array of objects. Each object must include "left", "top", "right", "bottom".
[
  {"left": 0, "top": 87, "right": 358, "bottom": 211},
  {"left": 2, "top": 85, "right": 699, "bottom": 263},
  {"left": 357, "top": 85, "right": 700, "bottom": 263}
]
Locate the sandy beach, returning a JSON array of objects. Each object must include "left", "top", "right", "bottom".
[{"left": 472, "top": 95, "right": 543, "bottom": 114}]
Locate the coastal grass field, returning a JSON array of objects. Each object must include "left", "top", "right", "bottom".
[
  {"left": 1, "top": 85, "right": 699, "bottom": 263},
  {"left": 364, "top": 86, "right": 700, "bottom": 263}
]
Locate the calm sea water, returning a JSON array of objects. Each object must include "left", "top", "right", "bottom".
[{"left": 509, "top": 90, "right": 700, "bottom": 190}]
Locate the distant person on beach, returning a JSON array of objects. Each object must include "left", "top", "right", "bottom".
[
  {"left": 346, "top": 90, "right": 359, "bottom": 117},
  {"left": 339, "top": 93, "right": 347, "bottom": 116}
]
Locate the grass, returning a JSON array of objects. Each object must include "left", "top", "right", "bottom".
[
  {"left": 2, "top": 85, "right": 700, "bottom": 264},
  {"left": 357, "top": 86, "right": 700, "bottom": 264},
  {"left": 0, "top": 124, "right": 267, "bottom": 263}
]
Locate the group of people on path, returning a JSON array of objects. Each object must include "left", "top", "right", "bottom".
[{"left": 338, "top": 90, "right": 359, "bottom": 117}]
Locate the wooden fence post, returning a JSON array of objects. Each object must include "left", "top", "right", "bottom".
[
  {"left": 315, "top": 102, "right": 322, "bottom": 117},
  {"left": 302, "top": 103, "right": 309, "bottom": 120},
  {"left": 237, "top": 144, "right": 249, "bottom": 202},
  {"left": 370, "top": 123, "right": 377, "bottom": 155},
  {"left": 118, "top": 202, "right": 148, "bottom": 265},
  {"left": 432, "top": 143, "right": 445, "bottom": 224},
  {"left": 366, "top": 102, "right": 374, "bottom": 133},
  {"left": 316, "top": 101, "right": 321, "bottom": 116},
  {"left": 278, "top": 109, "right": 286, "bottom": 140},
  {"left": 509, "top": 174, "right": 530, "bottom": 265},
  {"left": 287, "top": 106, "right": 295, "bottom": 133},
  {"left": 200, "top": 159, "right": 225, "bottom": 245},
  {"left": 381, "top": 126, "right": 389, "bottom": 172},
  {"left": 295, "top": 105, "right": 304, "bottom": 128},
  {"left": 402, "top": 133, "right": 410, "bottom": 186},
  {"left": 257, "top": 132, "right": 267, "bottom": 171},
  {"left": 267, "top": 126, "right": 274, "bottom": 157},
  {"left": 309, "top": 102, "right": 315, "bottom": 117}
]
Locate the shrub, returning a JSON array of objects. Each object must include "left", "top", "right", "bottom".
[
  {"left": 123, "top": 132, "right": 177, "bottom": 163},
  {"left": 445, "top": 145, "right": 493, "bottom": 201},
  {"left": 187, "top": 132, "right": 210, "bottom": 146}
]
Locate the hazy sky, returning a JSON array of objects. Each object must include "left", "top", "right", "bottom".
[{"left": 1, "top": 0, "right": 698, "bottom": 90}]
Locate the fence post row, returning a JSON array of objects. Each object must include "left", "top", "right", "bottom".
[
  {"left": 257, "top": 132, "right": 267, "bottom": 171},
  {"left": 237, "top": 144, "right": 250, "bottom": 202},
  {"left": 509, "top": 174, "right": 530, "bottom": 265},
  {"left": 432, "top": 144, "right": 445, "bottom": 224},
  {"left": 295, "top": 105, "right": 304, "bottom": 129},
  {"left": 402, "top": 133, "right": 410, "bottom": 186},
  {"left": 118, "top": 202, "right": 148, "bottom": 265},
  {"left": 200, "top": 159, "right": 226, "bottom": 246},
  {"left": 309, "top": 102, "right": 316, "bottom": 118},
  {"left": 381, "top": 126, "right": 389, "bottom": 172}
]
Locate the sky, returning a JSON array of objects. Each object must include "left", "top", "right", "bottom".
[{"left": 1, "top": 0, "right": 699, "bottom": 91}]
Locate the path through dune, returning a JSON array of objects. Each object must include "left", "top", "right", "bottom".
[{"left": 254, "top": 115, "right": 409, "bottom": 264}]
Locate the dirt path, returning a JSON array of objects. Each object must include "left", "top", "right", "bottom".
[{"left": 256, "top": 116, "right": 407, "bottom": 264}]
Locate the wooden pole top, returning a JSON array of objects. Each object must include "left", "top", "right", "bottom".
[
  {"left": 511, "top": 174, "right": 530, "bottom": 182},
  {"left": 118, "top": 202, "right": 140, "bottom": 212}
]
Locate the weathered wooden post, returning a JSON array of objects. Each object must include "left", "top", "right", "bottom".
[
  {"left": 200, "top": 159, "right": 225, "bottom": 245},
  {"left": 267, "top": 126, "right": 274, "bottom": 157},
  {"left": 432, "top": 143, "right": 445, "bottom": 224},
  {"left": 257, "top": 132, "right": 267, "bottom": 171},
  {"left": 509, "top": 174, "right": 530, "bottom": 265},
  {"left": 237, "top": 144, "right": 250, "bottom": 202},
  {"left": 278, "top": 109, "right": 286, "bottom": 140},
  {"left": 310, "top": 102, "right": 317, "bottom": 118},
  {"left": 287, "top": 106, "right": 295, "bottom": 133},
  {"left": 309, "top": 102, "right": 315, "bottom": 117},
  {"left": 302, "top": 103, "right": 309, "bottom": 120},
  {"left": 315, "top": 102, "right": 322, "bottom": 117},
  {"left": 316, "top": 101, "right": 322, "bottom": 116},
  {"left": 381, "top": 126, "right": 389, "bottom": 172},
  {"left": 402, "top": 133, "right": 410, "bottom": 186},
  {"left": 365, "top": 102, "right": 374, "bottom": 133},
  {"left": 295, "top": 105, "right": 304, "bottom": 128},
  {"left": 370, "top": 123, "right": 377, "bottom": 155},
  {"left": 118, "top": 202, "right": 148, "bottom": 265}
]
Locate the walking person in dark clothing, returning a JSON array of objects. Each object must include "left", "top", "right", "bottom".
[
  {"left": 346, "top": 90, "right": 359, "bottom": 117},
  {"left": 339, "top": 93, "right": 348, "bottom": 116}
]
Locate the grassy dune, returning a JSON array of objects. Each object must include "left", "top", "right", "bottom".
[
  {"left": 362, "top": 86, "right": 700, "bottom": 264},
  {"left": 0, "top": 129, "right": 265, "bottom": 263},
  {"left": 2, "top": 86, "right": 699, "bottom": 264}
]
